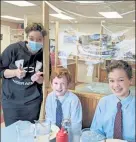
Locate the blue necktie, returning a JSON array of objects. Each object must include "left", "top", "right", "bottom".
[{"left": 56, "top": 99, "right": 63, "bottom": 128}]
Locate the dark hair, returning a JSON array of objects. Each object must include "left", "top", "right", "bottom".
[
  {"left": 25, "top": 23, "right": 47, "bottom": 37},
  {"left": 50, "top": 68, "right": 72, "bottom": 84},
  {"left": 106, "top": 60, "right": 132, "bottom": 79}
]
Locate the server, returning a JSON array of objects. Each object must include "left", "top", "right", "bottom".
[{"left": 0, "top": 23, "right": 51, "bottom": 126}]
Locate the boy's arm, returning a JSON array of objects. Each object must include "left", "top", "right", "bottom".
[
  {"left": 90, "top": 100, "right": 106, "bottom": 136},
  {"left": 45, "top": 95, "right": 54, "bottom": 123},
  {"left": 70, "top": 97, "right": 82, "bottom": 124}
]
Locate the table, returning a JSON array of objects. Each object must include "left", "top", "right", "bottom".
[
  {"left": 1, "top": 121, "right": 59, "bottom": 142},
  {"left": 1, "top": 121, "right": 129, "bottom": 142},
  {"left": 75, "top": 82, "right": 135, "bottom": 95}
]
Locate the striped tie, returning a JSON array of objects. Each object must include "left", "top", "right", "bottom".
[
  {"left": 114, "top": 102, "right": 123, "bottom": 139},
  {"left": 56, "top": 99, "right": 63, "bottom": 128}
]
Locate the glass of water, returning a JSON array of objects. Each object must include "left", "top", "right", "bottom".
[
  {"left": 80, "top": 128, "right": 105, "bottom": 142},
  {"left": 34, "top": 119, "right": 51, "bottom": 142},
  {"left": 63, "top": 120, "right": 82, "bottom": 142},
  {"left": 70, "top": 122, "right": 82, "bottom": 142},
  {"left": 16, "top": 121, "right": 34, "bottom": 142}
]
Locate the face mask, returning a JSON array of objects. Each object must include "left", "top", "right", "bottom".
[{"left": 28, "top": 41, "right": 43, "bottom": 52}]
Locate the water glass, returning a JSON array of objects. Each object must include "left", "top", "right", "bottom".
[
  {"left": 80, "top": 128, "right": 105, "bottom": 142},
  {"left": 16, "top": 121, "right": 34, "bottom": 142},
  {"left": 61, "top": 118, "right": 71, "bottom": 142},
  {"left": 62, "top": 118, "right": 71, "bottom": 132},
  {"left": 70, "top": 122, "right": 82, "bottom": 142},
  {"left": 34, "top": 119, "right": 51, "bottom": 142}
]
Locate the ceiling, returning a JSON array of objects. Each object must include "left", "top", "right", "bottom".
[{"left": 1, "top": 1, "right": 135, "bottom": 25}]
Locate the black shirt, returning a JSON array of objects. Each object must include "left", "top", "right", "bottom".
[{"left": 0, "top": 41, "right": 51, "bottom": 107}]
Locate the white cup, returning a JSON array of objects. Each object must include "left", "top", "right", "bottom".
[{"left": 80, "top": 129, "right": 105, "bottom": 142}]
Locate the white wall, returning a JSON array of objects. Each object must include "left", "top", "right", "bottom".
[
  {"left": 49, "top": 23, "right": 101, "bottom": 39},
  {"left": 1, "top": 21, "right": 18, "bottom": 54},
  {"left": 1, "top": 25, "right": 10, "bottom": 54},
  {"left": 1, "top": 20, "right": 18, "bottom": 29}
]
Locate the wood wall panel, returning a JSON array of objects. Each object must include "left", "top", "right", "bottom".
[{"left": 71, "top": 90, "right": 104, "bottom": 128}]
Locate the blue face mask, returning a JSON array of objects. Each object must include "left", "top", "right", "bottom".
[{"left": 28, "top": 41, "right": 43, "bottom": 52}]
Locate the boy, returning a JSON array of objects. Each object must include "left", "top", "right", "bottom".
[
  {"left": 90, "top": 60, "right": 135, "bottom": 141},
  {"left": 45, "top": 69, "right": 82, "bottom": 129}
]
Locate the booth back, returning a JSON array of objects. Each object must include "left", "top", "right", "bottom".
[{"left": 71, "top": 90, "right": 103, "bottom": 128}]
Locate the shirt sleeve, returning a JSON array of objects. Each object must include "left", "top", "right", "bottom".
[
  {"left": 45, "top": 94, "right": 54, "bottom": 124},
  {"left": 90, "top": 98, "right": 106, "bottom": 137},
  {"left": 70, "top": 96, "right": 82, "bottom": 124}
]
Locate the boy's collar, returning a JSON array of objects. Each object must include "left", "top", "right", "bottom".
[
  {"left": 54, "top": 91, "right": 69, "bottom": 103},
  {"left": 116, "top": 90, "right": 131, "bottom": 101},
  {"left": 114, "top": 91, "right": 133, "bottom": 109}
]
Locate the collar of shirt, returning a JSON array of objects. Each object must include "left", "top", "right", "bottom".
[
  {"left": 53, "top": 91, "right": 69, "bottom": 104},
  {"left": 114, "top": 91, "right": 134, "bottom": 109}
]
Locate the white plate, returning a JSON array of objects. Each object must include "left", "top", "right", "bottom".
[
  {"left": 50, "top": 125, "right": 60, "bottom": 140},
  {"left": 105, "top": 139, "right": 127, "bottom": 142},
  {"left": 36, "top": 125, "right": 59, "bottom": 142}
]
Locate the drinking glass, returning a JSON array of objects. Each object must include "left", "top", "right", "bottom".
[
  {"left": 80, "top": 128, "right": 105, "bottom": 142},
  {"left": 62, "top": 118, "right": 71, "bottom": 131},
  {"left": 16, "top": 121, "right": 34, "bottom": 142},
  {"left": 70, "top": 122, "right": 82, "bottom": 142},
  {"left": 34, "top": 119, "right": 51, "bottom": 142}
]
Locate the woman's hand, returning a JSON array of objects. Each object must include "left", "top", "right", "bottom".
[
  {"left": 3, "top": 66, "right": 26, "bottom": 79},
  {"left": 15, "top": 67, "right": 26, "bottom": 79},
  {"left": 31, "top": 71, "right": 43, "bottom": 84}
]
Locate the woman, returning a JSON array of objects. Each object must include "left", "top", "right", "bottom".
[{"left": 0, "top": 23, "right": 51, "bottom": 126}]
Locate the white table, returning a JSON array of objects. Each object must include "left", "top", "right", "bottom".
[
  {"left": 2, "top": 122, "right": 128, "bottom": 142},
  {"left": 1, "top": 121, "right": 59, "bottom": 142}
]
